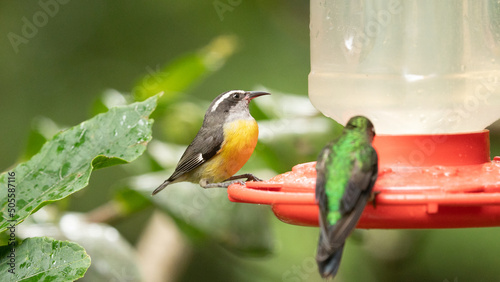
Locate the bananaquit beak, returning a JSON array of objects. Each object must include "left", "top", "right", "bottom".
[{"left": 246, "top": 91, "right": 271, "bottom": 100}]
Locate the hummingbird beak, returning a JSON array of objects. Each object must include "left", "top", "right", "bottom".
[{"left": 246, "top": 91, "right": 270, "bottom": 100}]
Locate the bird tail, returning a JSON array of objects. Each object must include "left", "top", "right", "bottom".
[
  {"left": 316, "top": 233, "right": 345, "bottom": 279},
  {"left": 152, "top": 180, "right": 171, "bottom": 195}
]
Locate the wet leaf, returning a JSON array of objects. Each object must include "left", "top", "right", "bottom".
[
  {"left": 0, "top": 96, "right": 158, "bottom": 233},
  {"left": 0, "top": 237, "right": 91, "bottom": 281},
  {"left": 90, "top": 89, "right": 129, "bottom": 116}
]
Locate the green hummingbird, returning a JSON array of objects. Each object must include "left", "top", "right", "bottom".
[{"left": 315, "top": 116, "right": 378, "bottom": 279}]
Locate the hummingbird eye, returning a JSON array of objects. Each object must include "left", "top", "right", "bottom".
[{"left": 232, "top": 93, "right": 241, "bottom": 99}]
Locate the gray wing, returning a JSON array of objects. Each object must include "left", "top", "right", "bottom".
[
  {"left": 340, "top": 147, "right": 378, "bottom": 213},
  {"left": 315, "top": 140, "right": 345, "bottom": 274},
  {"left": 315, "top": 140, "right": 336, "bottom": 249},
  {"left": 329, "top": 146, "right": 378, "bottom": 246},
  {"left": 168, "top": 125, "right": 224, "bottom": 181},
  {"left": 316, "top": 141, "right": 378, "bottom": 278},
  {"left": 315, "top": 140, "right": 336, "bottom": 227}
]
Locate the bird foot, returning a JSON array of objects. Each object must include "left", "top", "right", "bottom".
[
  {"left": 200, "top": 180, "right": 245, "bottom": 188},
  {"left": 369, "top": 191, "right": 381, "bottom": 209},
  {"left": 224, "top": 173, "right": 262, "bottom": 182},
  {"left": 199, "top": 174, "right": 262, "bottom": 189}
]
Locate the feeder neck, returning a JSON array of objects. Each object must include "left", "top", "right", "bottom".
[{"left": 373, "top": 130, "right": 490, "bottom": 167}]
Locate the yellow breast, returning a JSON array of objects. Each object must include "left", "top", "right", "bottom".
[{"left": 200, "top": 119, "right": 259, "bottom": 182}]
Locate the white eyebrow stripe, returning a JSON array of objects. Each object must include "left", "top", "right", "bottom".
[{"left": 210, "top": 90, "right": 244, "bottom": 112}]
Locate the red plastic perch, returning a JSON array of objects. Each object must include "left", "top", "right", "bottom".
[{"left": 228, "top": 130, "right": 500, "bottom": 229}]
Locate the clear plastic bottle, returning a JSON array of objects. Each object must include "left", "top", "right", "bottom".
[{"left": 309, "top": 0, "right": 500, "bottom": 134}]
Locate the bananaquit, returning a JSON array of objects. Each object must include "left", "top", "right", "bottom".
[{"left": 152, "top": 90, "right": 270, "bottom": 195}]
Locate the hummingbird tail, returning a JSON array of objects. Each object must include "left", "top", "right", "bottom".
[
  {"left": 316, "top": 236, "right": 345, "bottom": 279},
  {"left": 152, "top": 180, "right": 172, "bottom": 195}
]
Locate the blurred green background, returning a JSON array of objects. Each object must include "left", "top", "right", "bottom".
[{"left": 2, "top": 1, "right": 500, "bottom": 281}]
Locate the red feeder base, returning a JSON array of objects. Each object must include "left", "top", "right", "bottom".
[{"left": 228, "top": 130, "right": 500, "bottom": 229}]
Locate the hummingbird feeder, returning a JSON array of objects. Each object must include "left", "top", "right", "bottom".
[{"left": 228, "top": 0, "right": 500, "bottom": 229}]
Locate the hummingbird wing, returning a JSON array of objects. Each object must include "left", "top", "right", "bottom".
[
  {"left": 167, "top": 124, "right": 224, "bottom": 181},
  {"left": 340, "top": 147, "right": 378, "bottom": 213},
  {"left": 316, "top": 145, "right": 378, "bottom": 278},
  {"left": 316, "top": 141, "right": 341, "bottom": 278},
  {"left": 315, "top": 140, "right": 337, "bottom": 231},
  {"left": 316, "top": 238, "right": 344, "bottom": 279},
  {"left": 316, "top": 140, "right": 346, "bottom": 252},
  {"left": 329, "top": 146, "right": 378, "bottom": 246},
  {"left": 315, "top": 140, "right": 349, "bottom": 278}
]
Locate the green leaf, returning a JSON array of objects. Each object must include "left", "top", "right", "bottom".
[
  {"left": 90, "top": 89, "right": 129, "bottom": 116},
  {"left": 0, "top": 237, "right": 91, "bottom": 282},
  {"left": 0, "top": 96, "right": 158, "bottom": 233}
]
